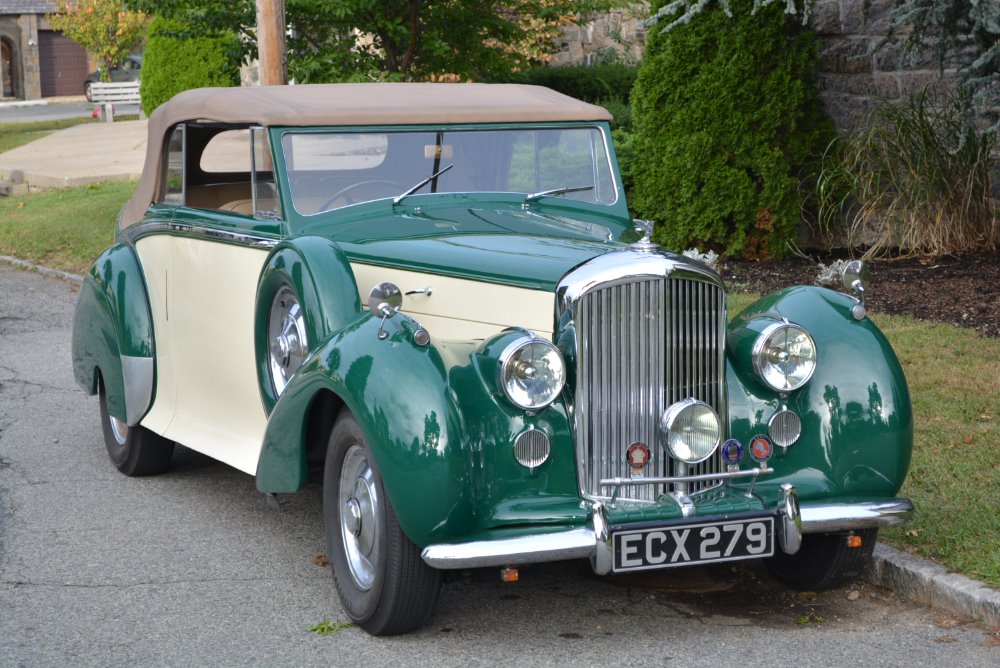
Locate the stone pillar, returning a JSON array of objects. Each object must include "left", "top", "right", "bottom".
[{"left": 19, "top": 14, "right": 41, "bottom": 100}]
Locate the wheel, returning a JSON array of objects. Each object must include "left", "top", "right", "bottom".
[
  {"left": 98, "top": 378, "right": 174, "bottom": 476},
  {"left": 317, "top": 180, "right": 402, "bottom": 211},
  {"left": 266, "top": 284, "right": 308, "bottom": 397},
  {"left": 323, "top": 410, "right": 440, "bottom": 635},
  {"left": 84, "top": 82, "right": 93, "bottom": 102},
  {"left": 764, "top": 528, "right": 878, "bottom": 591}
]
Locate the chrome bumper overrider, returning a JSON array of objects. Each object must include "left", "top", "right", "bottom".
[{"left": 420, "top": 488, "right": 914, "bottom": 575}]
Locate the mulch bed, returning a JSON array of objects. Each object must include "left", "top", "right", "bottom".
[{"left": 719, "top": 250, "right": 1000, "bottom": 339}]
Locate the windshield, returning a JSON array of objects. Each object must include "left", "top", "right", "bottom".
[{"left": 280, "top": 126, "right": 617, "bottom": 215}]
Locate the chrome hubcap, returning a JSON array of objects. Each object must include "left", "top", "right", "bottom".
[
  {"left": 339, "top": 444, "right": 380, "bottom": 591},
  {"left": 268, "top": 286, "right": 307, "bottom": 396},
  {"left": 108, "top": 414, "right": 128, "bottom": 446}
]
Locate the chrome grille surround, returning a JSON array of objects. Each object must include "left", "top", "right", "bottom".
[{"left": 556, "top": 249, "right": 728, "bottom": 502}]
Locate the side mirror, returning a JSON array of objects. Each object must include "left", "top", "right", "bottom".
[
  {"left": 368, "top": 282, "right": 403, "bottom": 339},
  {"left": 840, "top": 260, "right": 869, "bottom": 320}
]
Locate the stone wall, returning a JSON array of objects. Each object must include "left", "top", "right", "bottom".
[
  {"left": 809, "top": 0, "right": 956, "bottom": 132},
  {"left": 550, "top": 4, "right": 648, "bottom": 66}
]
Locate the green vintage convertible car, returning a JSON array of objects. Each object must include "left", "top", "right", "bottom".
[{"left": 72, "top": 83, "right": 913, "bottom": 635}]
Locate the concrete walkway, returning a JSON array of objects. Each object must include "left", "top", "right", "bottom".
[{"left": 0, "top": 120, "right": 147, "bottom": 189}]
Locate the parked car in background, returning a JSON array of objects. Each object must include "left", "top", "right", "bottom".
[
  {"left": 83, "top": 55, "right": 142, "bottom": 101},
  {"left": 71, "top": 83, "right": 914, "bottom": 636}
]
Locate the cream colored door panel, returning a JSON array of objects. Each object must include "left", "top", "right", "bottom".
[
  {"left": 351, "top": 263, "right": 555, "bottom": 340},
  {"left": 137, "top": 234, "right": 269, "bottom": 474}
]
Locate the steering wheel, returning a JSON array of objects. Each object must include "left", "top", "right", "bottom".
[{"left": 317, "top": 180, "right": 403, "bottom": 212}]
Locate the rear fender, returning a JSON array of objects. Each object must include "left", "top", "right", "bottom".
[{"left": 71, "top": 243, "right": 154, "bottom": 425}]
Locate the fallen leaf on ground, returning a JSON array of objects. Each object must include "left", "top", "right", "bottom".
[{"left": 311, "top": 554, "right": 330, "bottom": 567}]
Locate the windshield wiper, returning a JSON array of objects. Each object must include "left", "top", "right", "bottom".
[
  {"left": 393, "top": 163, "right": 455, "bottom": 205},
  {"left": 524, "top": 184, "right": 594, "bottom": 203}
]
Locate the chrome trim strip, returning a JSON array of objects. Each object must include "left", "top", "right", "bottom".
[
  {"left": 120, "top": 355, "right": 154, "bottom": 427},
  {"left": 599, "top": 467, "right": 774, "bottom": 487},
  {"left": 125, "top": 221, "right": 279, "bottom": 248},
  {"left": 800, "top": 499, "right": 914, "bottom": 533},
  {"left": 421, "top": 527, "right": 597, "bottom": 569}
]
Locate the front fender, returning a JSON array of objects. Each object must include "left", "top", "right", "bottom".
[
  {"left": 726, "top": 286, "right": 913, "bottom": 504},
  {"left": 256, "top": 315, "right": 473, "bottom": 546},
  {"left": 71, "top": 243, "right": 154, "bottom": 425}
]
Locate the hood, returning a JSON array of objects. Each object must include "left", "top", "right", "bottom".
[{"left": 304, "top": 200, "right": 636, "bottom": 291}]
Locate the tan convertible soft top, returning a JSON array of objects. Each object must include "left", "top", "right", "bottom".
[{"left": 122, "top": 83, "right": 613, "bottom": 228}]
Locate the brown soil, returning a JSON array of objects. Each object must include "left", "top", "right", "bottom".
[{"left": 720, "top": 250, "right": 1000, "bottom": 339}]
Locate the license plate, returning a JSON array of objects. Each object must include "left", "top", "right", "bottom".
[{"left": 612, "top": 516, "right": 775, "bottom": 573}]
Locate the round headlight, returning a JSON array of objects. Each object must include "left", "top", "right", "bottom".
[
  {"left": 659, "top": 399, "right": 721, "bottom": 464},
  {"left": 498, "top": 337, "right": 566, "bottom": 410},
  {"left": 752, "top": 322, "right": 817, "bottom": 392}
]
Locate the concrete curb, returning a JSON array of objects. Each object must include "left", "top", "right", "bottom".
[
  {"left": 865, "top": 543, "right": 1000, "bottom": 626},
  {"left": 1, "top": 255, "right": 997, "bottom": 628},
  {"left": 0, "top": 255, "right": 84, "bottom": 283}
]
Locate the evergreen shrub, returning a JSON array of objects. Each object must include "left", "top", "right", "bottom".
[
  {"left": 511, "top": 63, "right": 637, "bottom": 105},
  {"left": 630, "top": 0, "right": 833, "bottom": 258},
  {"left": 140, "top": 17, "right": 239, "bottom": 116}
]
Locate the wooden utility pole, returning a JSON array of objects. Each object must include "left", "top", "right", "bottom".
[{"left": 256, "top": 0, "right": 287, "bottom": 85}]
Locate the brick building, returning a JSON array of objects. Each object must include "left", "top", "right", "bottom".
[{"left": 1, "top": 1, "right": 88, "bottom": 100}]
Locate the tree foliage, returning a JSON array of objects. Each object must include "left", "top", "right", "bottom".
[
  {"left": 644, "top": 0, "right": 812, "bottom": 32},
  {"left": 128, "top": 0, "right": 630, "bottom": 82},
  {"left": 630, "top": 0, "right": 833, "bottom": 258},
  {"left": 139, "top": 16, "right": 238, "bottom": 115},
  {"left": 47, "top": 0, "right": 151, "bottom": 80},
  {"left": 885, "top": 0, "right": 1000, "bottom": 131}
]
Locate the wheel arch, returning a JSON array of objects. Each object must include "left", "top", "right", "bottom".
[
  {"left": 254, "top": 236, "right": 361, "bottom": 415},
  {"left": 71, "top": 243, "right": 155, "bottom": 426}
]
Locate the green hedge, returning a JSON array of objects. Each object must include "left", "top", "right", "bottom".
[
  {"left": 140, "top": 17, "right": 239, "bottom": 116},
  {"left": 506, "top": 63, "right": 637, "bottom": 104},
  {"left": 494, "top": 63, "right": 637, "bottom": 131},
  {"left": 629, "top": 0, "right": 833, "bottom": 258}
]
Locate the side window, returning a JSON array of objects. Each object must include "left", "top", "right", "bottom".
[
  {"left": 160, "top": 124, "right": 184, "bottom": 205},
  {"left": 183, "top": 126, "right": 281, "bottom": 220},
  {"left": 251, "top": 127, "right": 278, "bottom": 218}
]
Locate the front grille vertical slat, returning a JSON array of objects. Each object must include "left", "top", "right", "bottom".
[{"left": 574, "top": 275, "right": 726, "bottom": 501}]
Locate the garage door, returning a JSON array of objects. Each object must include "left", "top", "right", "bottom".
[{"left": 38, "top": 30, "right": 87, "bottom": 97}]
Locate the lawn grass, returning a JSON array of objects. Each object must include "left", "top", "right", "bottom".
[
  {"left": 0, "top": 180, "right": 133, "bottom": 273},
  {"left": 0, "top": 184, "right": 996, "bottom": 588},
  {"left": 0, "top": 116, "right": 140, "bottom": 154}
]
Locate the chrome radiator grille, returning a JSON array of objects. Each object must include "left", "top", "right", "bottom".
[{"left": 573, "top": 276, "right": 727, "bottom": 501}]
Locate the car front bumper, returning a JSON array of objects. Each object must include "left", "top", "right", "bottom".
[{"left": 420, "top": 488, "right": 913, "bottom": 575}]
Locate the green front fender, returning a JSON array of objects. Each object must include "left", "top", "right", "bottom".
[
  {"left": 726, "top": 286, "right": 913, "bottom": 504},
  {"left": 71, "top": 243, "right": 155, "bottom": 425},
  {"left": 256, "top": 315, "right": 473, "bottom": 546}
]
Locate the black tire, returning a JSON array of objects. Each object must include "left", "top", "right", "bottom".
[
  {"left": 98, "top": 379, "right": 174, "bottom": 476},
  {"left": 323, "top": 410, "right": 440, "bottom": 635},
  {"left": 84, "top": 82, "right": 93, "bottom": 102},
  {"left": 765, "top": 528, "right": 878, "bottom": 591}
]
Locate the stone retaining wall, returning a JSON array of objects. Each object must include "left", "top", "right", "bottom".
[{"left": 813, "top": 0, "right": 958, "bottom": 132}]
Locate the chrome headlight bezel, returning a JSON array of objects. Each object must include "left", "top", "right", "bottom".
[
  {"left": 497, "top": 336, "right": 566, "bottom": 411},
  {"left": 752, "top": 321, "right": 817, "bottom": 392},
  {"left": 659, "top": 398, "right": 722, "bottom": 465}
]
